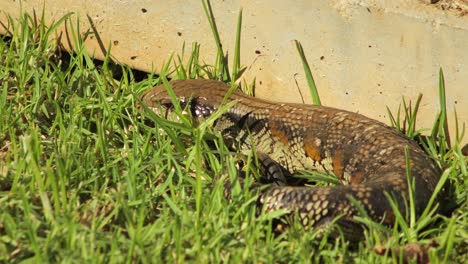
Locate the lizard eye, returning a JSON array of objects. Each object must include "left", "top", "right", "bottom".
[{"left": 160, "top": 99, "right": 174, "bottom": 109}]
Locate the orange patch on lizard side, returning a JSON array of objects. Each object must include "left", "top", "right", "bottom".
[
  {"left": 269, "top": 122, "right": 289, "bottom": 145},
  {"left": 303, "top": 135, "right": 322, "bottom": 161},
  {"left": 332, "top": 150, "right": 344, "bottom": 179},
  {"left": 303, "top": 144, "right": 322, "bottom": 161},
  {"left": 349, "top": 171, "right": 365, "bottom": 185}
]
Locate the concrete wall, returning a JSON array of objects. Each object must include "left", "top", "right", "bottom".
[{"left": 1, "top": 0, "right": 467, "bottom": 145}]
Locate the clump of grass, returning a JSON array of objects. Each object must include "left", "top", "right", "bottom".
[{"left": 1, "top": 2, "right": 467, "bottom": 263}]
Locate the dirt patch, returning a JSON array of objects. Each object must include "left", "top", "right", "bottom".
[{"left": 429, "top": 0, "right": 468, "bottom": 15}]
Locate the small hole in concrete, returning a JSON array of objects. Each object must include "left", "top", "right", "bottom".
[
  {"left": 131, "top": 56, "right": 137, "bottom": 60},
  {"left": 177, "top": 32, "right": 182, "bottom": 36},
  {"left": 368, "top": 45, "right": 372, "bottom": 48},
  {"left": 345, "top": 92, "right": 349, "bottom": 95},
  {"left": 255, "top": 50, "right": 261, "bottom": 54},
  {"left": 113, "top": 40, "right": 119, "bottom": 46},
  {"left": 320, "top": 56, "right": 325, "bottom": 60},
  {"left": 141, "top": 8, "right": 147, "bottom": 13}
]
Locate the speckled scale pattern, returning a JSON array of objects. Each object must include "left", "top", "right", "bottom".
[{"left": 141, "top": 79, "right": 443, "bottom": 229}]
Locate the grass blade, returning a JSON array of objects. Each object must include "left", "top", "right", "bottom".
[{"left": 294, "top": 40, "right": 321, "bottom": 105}]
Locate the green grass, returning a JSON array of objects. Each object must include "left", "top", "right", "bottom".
[{"left": 1, "top": 6, "right": 467, "bottom": 264}]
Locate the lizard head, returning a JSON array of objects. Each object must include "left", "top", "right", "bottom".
[{"left": 139, "top": 79, "right": 232, "bottom": 120}]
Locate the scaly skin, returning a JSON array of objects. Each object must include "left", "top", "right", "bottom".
[{"left": 140, "top": 79, "right": 443, "bottom": 231}]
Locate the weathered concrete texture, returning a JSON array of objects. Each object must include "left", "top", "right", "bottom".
[{"left": 0, "top": 0, "right": 467, "bottom": 144}]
